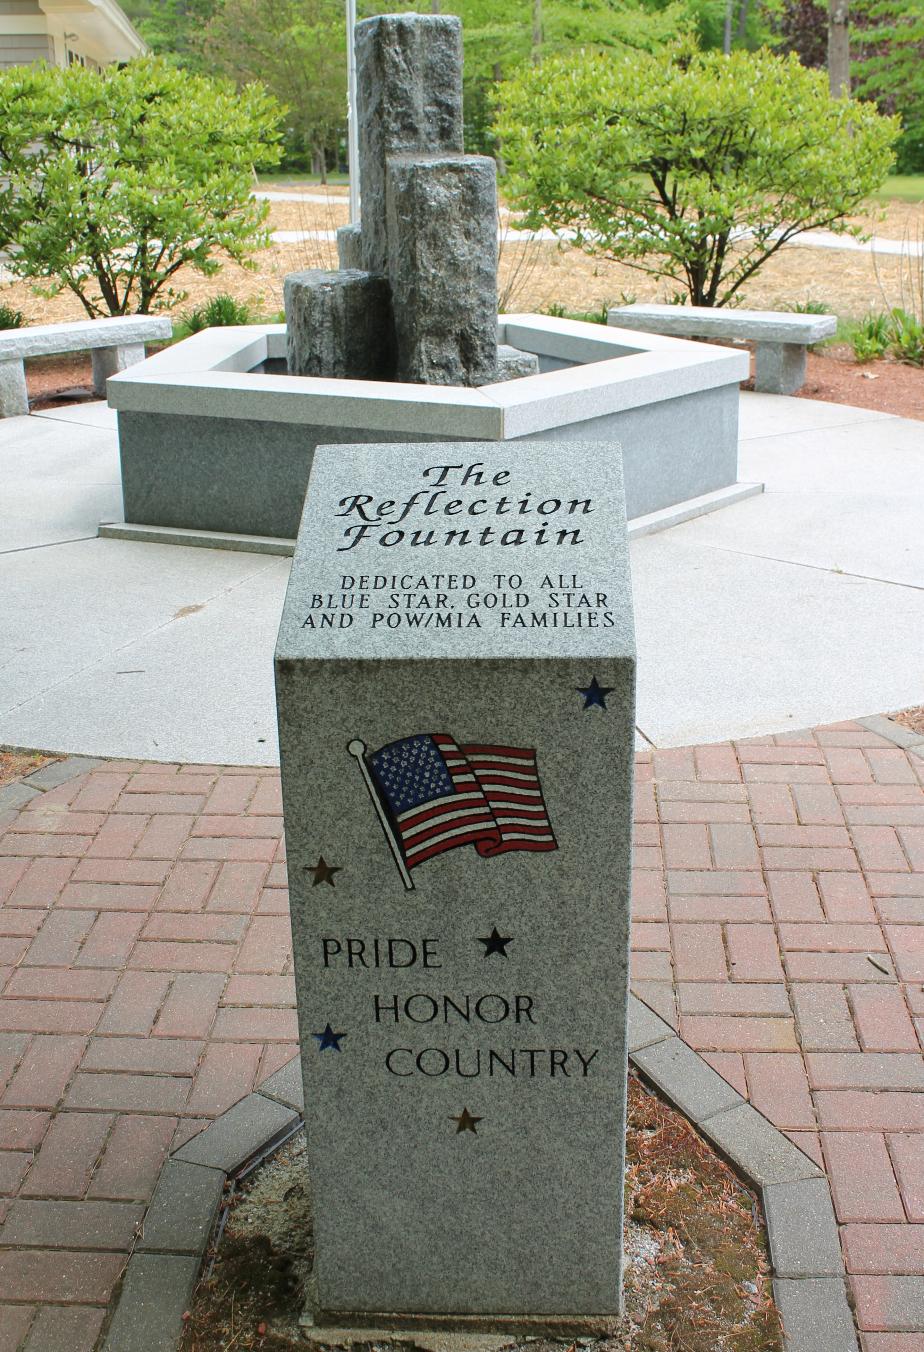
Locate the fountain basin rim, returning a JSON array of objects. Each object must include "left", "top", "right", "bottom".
[{"left": 108, "top": 314, "right": 749, "bottom": 440}]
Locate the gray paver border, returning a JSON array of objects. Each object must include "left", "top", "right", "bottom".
[
  {"left": 98, "top": 1089, "right": 300, "bottom": 1352},
  {"left": 859, "top": 712, "right": 924, "bottom": 757},
  {"left": 0, "top": 752, "right": 105, "bottom": 812},
  {"left": 98, "top": 997, "right": 854, "bottom": 1351}
]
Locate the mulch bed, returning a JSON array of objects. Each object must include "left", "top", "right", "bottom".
[
  {"left": 180, "top": 1074, "right": 781, "bottom": 1352},
  {"left": 797, "top": 348, "right": 924, "bottom": 421},
  {"left": 10, "top": 192, "right": 922, "bottom": 420},
  {"left": 25, "top": 353, "right": 95, "bottom": 410},
  {"left": 893, "top": 706, "right": 924, "bottom": 736},
  {"left": 3, "top": 193, "right": 922, "bottom": 330}
]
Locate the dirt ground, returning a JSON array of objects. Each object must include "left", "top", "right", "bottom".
[
  {"left": 10, "top": 189, "right": 923, "bottom": 421},
  {"left": 24, "top": 341, "right": 924, "bottom": 423},
  {"left": 893, "top": 706, "right": 924, "bottom": 736},
  {"left": 3, "top": 193, "right": 922, "bottom": 329},
  {"left": 0, "top": 747, "right": 56, "bottom": 788},
  {"left": 179, "top": 1074, "right": 781, "bottom": 1352},
  {"left": 793, "top": 349, "right": 923, "bottom": 420}
]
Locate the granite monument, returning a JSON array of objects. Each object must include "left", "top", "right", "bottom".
[{"left": 275, "top": 438, "right": 636, "bottom": 1327}]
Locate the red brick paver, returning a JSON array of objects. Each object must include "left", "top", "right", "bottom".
[
  {"left": 0, "top": 719, "right": 921, "bottom": 1345},
  {"left": 634, "top": 720, "right": 924, "bottom": 1342},
  {"left": 0, "top": 763, "right": 294, "bottom": 1347}
]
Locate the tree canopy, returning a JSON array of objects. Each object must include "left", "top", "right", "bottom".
[
  {"left": 0, "top": 58, "right": 282, "bottom": 315},
  {"left": 853, "top": 0, "right": 924, "bottom": 171},
  {"left": 495, "top": 43, "right": 898, "bottom": 305},
  {"left": 118, "top": 0, "right": 922, "bottom": 173}
]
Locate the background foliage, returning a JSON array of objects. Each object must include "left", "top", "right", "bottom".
[
  {"left": 495, "top": 44, "right": 899, "bottom": 305},
  {"left": 119, "top": 0, "right": 923, "bottom": 173},
  {"left": 0, "top": 58, "right": 282, "bottom": 315}
]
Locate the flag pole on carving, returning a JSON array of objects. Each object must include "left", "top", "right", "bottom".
[{"left": 348, "top": 739, "right": 415, "bottom": 892}]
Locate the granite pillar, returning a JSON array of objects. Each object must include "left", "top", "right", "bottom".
[
  {"left": 285, "top": 270, "right": 396, "bottom": 381},
  {"left": 755, "top": 342, "right": 807, "bottom": 395},
  {"left": 0, "top": 358, "right": 29, "bottom": 418},
  {"left": 275, "top": 438, "right": 636, "bottom": 1324},
  {"left": 91, "top": 343, "right": 146, "bottom": 397},
  {"left": 355, "top": 13, "right": 464, "bottom": 276},
  {"left": 336, "top": 224, "right": 363, "bottom": 271},
  {"left": 387, "top": 155, "right": 498, "bottom": 386},
  {"left": 494, "top": 345, "right": 541, "bottom": 382}
]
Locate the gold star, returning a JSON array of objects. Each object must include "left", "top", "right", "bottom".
[
  {"left": 310, "top": 856, "right": 341, "bottom": 887},
  {"left": 450, "top": 1107, "right": 483, "bottom": 1135}
]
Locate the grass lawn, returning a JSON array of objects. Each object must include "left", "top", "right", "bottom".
[
  {"left": 259, "top": 168, "right": 924, "bottom": 206},
  {"left": 873, "top": 174, "right": 924, "bottom": 202},
  {"left": 257, "top": 171, "right": 350, "bottom": 187}
]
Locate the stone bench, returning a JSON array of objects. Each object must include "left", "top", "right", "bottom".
[
  {"left": 0, "top": 315, "right": 173, "bottom": 418},
  {"left": 607, "top": 303, "right": 836, "bottom": 395}
]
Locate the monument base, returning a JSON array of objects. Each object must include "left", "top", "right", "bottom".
[{"left": 300, "top": 1302, "right": 621, "bottom": 1347}]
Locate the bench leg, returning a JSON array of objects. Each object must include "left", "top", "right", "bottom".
[
  {"left": 754, "top": 342, "right": 806, "bottom": 395},
  {"left": 91, "top": 343, "right": 146, "bottom": 397},
  {"left": 0, "top": 358, "right": 29, "bottom": 418}
]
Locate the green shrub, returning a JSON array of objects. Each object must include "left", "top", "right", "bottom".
[
  {"left": 0, "top": 304, "right": 24, "bottom": 329},
  {"left": 786, "top": 300, "right": 832, "bottom": 314},
  {"left": 0, "top": 58, "right": 282, "bottom": 316},
  {"left": 496, "top": 44, "right": 900, "bottom": 308},
  {"left": 889, "top": 308, "right": 924, "bottom": 365},
  {"left": 541, "top": 302, "right": 609, "bottom": 325},
  {"left": 849, "top": 309, "right": 924, "bottom": 365},
  {"left": 852, "top": 313, "right": 891, "bottom": 363},
  {"left": 181, "top": 294, "right": 253, "bottom": 333}
]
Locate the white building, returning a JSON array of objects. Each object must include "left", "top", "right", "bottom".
[{"left": 0, "top": 0, "right": 146, "bottom": 72}]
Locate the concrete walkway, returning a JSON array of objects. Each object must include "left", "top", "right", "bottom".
[
  {"left": 0, "top": 721, "right": 922, "bottom": 1348},
  {"left": 0, "top": 393, "right": 921, "bottom": 764},
  {"left": 268, "top": 227, "right": 924, "bottom": 255},
  {"left": 253, "top": 190, "right": 924, "bottom": 259}
]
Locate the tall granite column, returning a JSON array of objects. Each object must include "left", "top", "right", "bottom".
[
  {"left": 286, "top": 13, "right": 499, "bottom": 387},
  {"left": 355, "top": 13, "right": 464, "bottom": 276}
]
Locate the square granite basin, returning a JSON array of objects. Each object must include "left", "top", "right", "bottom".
[{"left": 106, "top": 314, "right": 752, "bottom": 544}]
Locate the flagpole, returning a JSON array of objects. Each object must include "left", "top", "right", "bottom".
[
  {"left": 347, "top": 740, "right": 415, "bottom": 892},
  {"left": 346, "top": 0, "right": 360, "bottom": 225}
]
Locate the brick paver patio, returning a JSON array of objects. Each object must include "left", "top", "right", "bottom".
[{"left": 0, "top": 718, "right": 922, "bottom": 1349}]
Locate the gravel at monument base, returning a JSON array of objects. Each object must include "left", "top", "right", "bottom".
[{"left": 179, "top": 1077, "right": 781, "bottom": 1352}]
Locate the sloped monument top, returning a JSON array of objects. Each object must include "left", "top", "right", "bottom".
[{"left": 277, "top": 440, "right": 635, "bottom": 662}]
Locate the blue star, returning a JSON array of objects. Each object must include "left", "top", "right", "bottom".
[
  {"left": 313, "top": 1024, "right": 347, "bottom": 1052},
  {"left": 576, "top": 676, "right": 615, "bottom": 710}
]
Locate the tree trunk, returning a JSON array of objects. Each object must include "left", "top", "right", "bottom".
[
  {"left": 736, "top": 0, "right": 750, "bottom": 42},
  {"left": 430, "top": 0, "right": 441, "bottom": 11},
  {"left": 723, "top": 0, "right": 733, "bottom": 53},
  {"left": 828, "top": 0, "right": 850, "bottom": 96},
  {"left": 532, "top": 0, "right": 542, "bottom": 65}
]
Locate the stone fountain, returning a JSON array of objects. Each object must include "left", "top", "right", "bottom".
[{"left": 104, "top": 13, "right": 755, "bottom": 549}]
